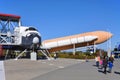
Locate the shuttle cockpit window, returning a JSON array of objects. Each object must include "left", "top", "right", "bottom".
[{"left": 25, "top": 27, "right": 37, "bottom": 31}]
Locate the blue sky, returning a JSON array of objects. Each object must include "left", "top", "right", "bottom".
[{"left": 1, "top": 0, "right": 120, "bottom": 50}]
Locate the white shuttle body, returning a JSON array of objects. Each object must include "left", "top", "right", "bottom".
[
  {"left": 14, "top": 26, "right": 41, "bottom": 46},
  {"left": 0, "top": 13, "right": 41, "bottom": 50}
]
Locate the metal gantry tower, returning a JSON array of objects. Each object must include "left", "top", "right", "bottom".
[{"left": 0, "top": 13, "right": 21, "bottom": 45}]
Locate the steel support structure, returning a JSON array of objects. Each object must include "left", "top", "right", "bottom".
[{"left": 0, "top": 14, "right": 21, "bottom": 45}]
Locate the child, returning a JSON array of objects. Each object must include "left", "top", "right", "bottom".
[
  {"left": 99, "top": 59, "right": 103, "bottom": 69},
  {"left": 108, "top": 61, "right": 113, "bottom": 73},
  {"left": 95, "top": 56, "right": 100, "bottom": 67}
]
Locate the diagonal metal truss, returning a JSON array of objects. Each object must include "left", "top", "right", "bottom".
[{"left": 0, "top": 18, "right": 20, "bottom": 45}]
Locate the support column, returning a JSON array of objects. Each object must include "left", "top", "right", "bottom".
[
  {"left": 30, "top": 51, "right": 37, "bottom": 61},
  {"left": 73, "top": 44, "right": 76, "bottom": 55},
  {"left": 93, "top": 41, "right": 96, "bottom": 53}
]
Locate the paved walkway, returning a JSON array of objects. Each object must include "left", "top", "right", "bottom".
[
  {"left": 32, "top": 59, "right": 120, "bottom": 80},
  {"left": 3, "top": 58, "right": 120, "bottom": 80},
  {"left": 0, "top": 61, "right": 5, "bottom": 80}
]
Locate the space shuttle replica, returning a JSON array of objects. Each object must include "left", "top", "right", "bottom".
[
  {"left": 0, "top": 13, "right": 41, "bottom": 58},
  {"left": 0, "top": 13, "right": 112, "bottom": 59},
  {"left": 0, "top": 13, "right": 41, "bottom": 50}
]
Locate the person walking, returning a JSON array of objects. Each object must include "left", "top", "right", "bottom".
[
  {"left": 108, "top": 61, "right": 113, "bottom": 73},
  {"left": 109, "top": 55, "right": 114, "bottom": 63},
  {"left": 103, "top": 56, "right": 108, "bottom": 74},
  {"left": 54, "top": 53, "right": 57, "bottom": 59},
  {"left": 99, "top": 58, "right": 103, "bottom": 69},
  {"left": 95, "top": 55, "right": 100, "bottom": 67}
]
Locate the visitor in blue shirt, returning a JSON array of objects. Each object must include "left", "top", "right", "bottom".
[{"left": 108, "top": 61, "right": 113, "bottom": 73}]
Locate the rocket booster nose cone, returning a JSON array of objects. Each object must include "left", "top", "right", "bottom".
[
  {"left": 109, "top": 32, "right": 113, "bottom": 38},
  {"left": 94, "top": 31, "right": 113, "bottom": 44},
  {"left": 106, "top": 31, "right": 113, "bottom": 40}
]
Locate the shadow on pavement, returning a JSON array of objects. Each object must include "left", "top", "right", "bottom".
[
  {"left": 98, "top": 69, "right": 111, "bottom": 74},
  {"left": 98, "top": 70, "right": 104, "bottom": 73},
  {"left": 114, "top": 71, "right": 120, "bottom": 75},
  {"left": 93, "top": 64, "right": 97, "bottom": 67}
]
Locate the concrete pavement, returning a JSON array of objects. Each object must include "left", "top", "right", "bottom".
[
  {"left": 4, "top": 58, "right": 83, "bottom": 80},
  {"left": 32, "top": 59, "right": 120, "bottom": 80},
  {"left": 3, "top": 58, "right": 120, "bottom": 80},
  {"left": 0, "top": 61, "right": 5, "bottom": 80}
]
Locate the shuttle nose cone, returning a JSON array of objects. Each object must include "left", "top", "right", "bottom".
[{"left": 33, "top": 37, "right": 39, "bottom": 44}]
